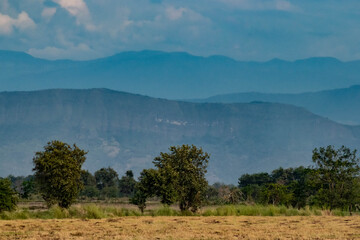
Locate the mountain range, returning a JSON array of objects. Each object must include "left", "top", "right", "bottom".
[
  {"left": 0, "top": 89, "right": 359, "bottom": 183},
  {"left": 193, "top": 85, "right": 360, "bottom": 125},
  {"left": 2, "top": 50, "right": 360, "bottom": 99}
]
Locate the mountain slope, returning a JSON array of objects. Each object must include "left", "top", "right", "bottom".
[
  {"left": 194, "top": 85, "right": 360, "bottom": 125},
  {"left": 0, "top": 89, "right": 359, "bottom": 183},
  {"left": 2, "top": 50, "right": 360, "bottom": 99}
]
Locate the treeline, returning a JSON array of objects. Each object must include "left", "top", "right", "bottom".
[
  {"left": 1, "top": 143, "right": 360, "bottom": 214},
  {"left": 3, "top": 168, "right": 137, "bottom": 200},
  {"left": 213, "top": 146, "right": 360, "bottom": 213}
]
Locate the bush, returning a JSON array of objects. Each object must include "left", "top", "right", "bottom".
[
  {"left": 151, "top": 205, "right": 179, "bottom": 216},
  {"left": 0, "top": 178, "right": 18, "bottom": 212},
  {"left": 83, "top": 204, "right": 106, "bottom": 219}
]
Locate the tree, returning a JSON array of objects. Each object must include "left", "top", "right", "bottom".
[
  {"left": 238, "top": 172, "right": 271, "bottom": 203},
  {"left": 0, "top": 178, "right": 18, "bottom": 212},
  {"left": 131, "top": 145, "right": 210, "bottom": 212},
  {"left": 156, "top": 145, "right": 210, "bottom": 212},
  {"left": 227, "top": 187, "right": 244, "bottom": 204},
  {"left": 119, "top": 170, "right": 137, "bottom": 197},
  {"left": 261, "top": 183, "right": 293, "bottom": 206},
  {"left": 33, "top": 140, "right": 87, "bottom": 208},
  {"left": 130, "top": 169, "right": 160, "bottom": 213},
  {"left": 287, "top": 167, "right": 315, "bottom": 208},
  {"left": 239, "top": 172, "right": 272, "bottom": 187},
  {"left": 21, "top": 176, "right": 37, "bottom": 199},
  {"left": 94, "top": 167, "right": 118, "bottom": 190},
  {"left": 80, "top": 170, "right": 99, "bottom": 198},
  {"left": 311, "top": 145, "right": 360, "bottom": 211},
  {"left": 94, "top": 167, "right": 119, "bottom": 198}
]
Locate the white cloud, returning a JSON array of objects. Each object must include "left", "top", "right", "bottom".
[
  {"left": 166, "top": 6, "right": 187, "bottom": 21},
  {"left": 100, "top": 139, "right": 121, "bottom": 158},
  {"left": 53, "top": 0, "right": 96, "bottom": 31},
  {"left": 0, "top": 11, "right": 35, "bottom": 35},
  {"left": 165, "top": 6, "right": 210, "bottom": 23},
  {"left": 275, "top": 0, "right": 293, "bottom": 11},
  {"left": 218, "top": 0, "right": 298, "bottom": 11},
  {"left": 41, "top": 7, "right": 57, "bottom": 20}
]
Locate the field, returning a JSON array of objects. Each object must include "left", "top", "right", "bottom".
[
  {"left": 1, "top": 216, "right": 360, "bottom": 239},
  {"left": 1, "top": 202, "right": 360, "bottom": 239}
]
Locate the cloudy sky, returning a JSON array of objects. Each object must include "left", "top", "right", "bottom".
[{"left": 0, "top": 0, "right": 359, "bottom": 61}]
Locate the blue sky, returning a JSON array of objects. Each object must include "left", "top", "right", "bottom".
[{"left": 0, "top": 0, "right": 359, "bottom": 61}]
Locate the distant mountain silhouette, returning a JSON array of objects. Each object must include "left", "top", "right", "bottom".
[
  {"left": 2, "top": 50, "right": 360, "bottom": 99},
  {"left": 0, "top": 89, "right": 359, "bottom": 183},
  {"left": 193, "top": 85, "right": 360, "bottom": 125}
]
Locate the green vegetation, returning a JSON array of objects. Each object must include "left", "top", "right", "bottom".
[
  {"left": 312, "top": 145, "right": 360, "bottom": 212},
  {"left": 238, "top": 166, "right": 313, "bottom": 207},
  {"left": 237, "top": 146, "right": 360, "bottom": 213},
  {"left": 95, "top": 167, "right": 119, "bottom": 198},
  {"left": 1, "top": 143, "right": 359, "bottom": 218},
  {"left": 33, "top": 140, "right": 87, "bottom": 208},
  {"left": 0, "top": 203, "right": 353, "bottom": 220},
  {"left": 0, "top": 178, "right": 18, "bottom": 213},
  {"left": 118, "top": 170, "right": 136, "bottom": 197},
  {"left": 131, "top": 145, "right": 209, "bottom": 213}
]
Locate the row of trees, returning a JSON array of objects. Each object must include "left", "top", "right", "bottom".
[
  {"left": 237, "top": 146, "right": 360, "bottom": 212},
  {"left": 81, "top": 168, "right": 136, "bottom": 199},
  {"left": 1, "top": 142, "right": 210, "bottom": 212},
  {"left": 5, "top": 168, "right": 137, "bottom": 201},
  {"left": 1, "top": 141, "right": 359, "bottom": 214}
]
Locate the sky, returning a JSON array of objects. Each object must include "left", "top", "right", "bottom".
[{"left": 1, "top": 0, "right": 360, "bottom": 61}]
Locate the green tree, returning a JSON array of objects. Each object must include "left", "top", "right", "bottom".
[
  {"left": 311, "top": 145, "right": 360, "bottom": 210},
  {"left": 238, "top": 172, "right": 271, "bottom": 203},
  {"left": 119, "top": 170, "right": 137, "bottom": 197},
  {"left": 239, "top": 172, "right": 272, "bottom": 187},
  {"left": 155, "top": 144, "right": 210, "bottom": 212},
  {"left": 204, "top": 184, "right": 221, "bottom": 205},
  {"left": 0, "top": 178, "right": 18, "bottom": 212},
  {"left": 80, "top": 170, "right": 99, "bottom": 198},
  {"left": 130, "top": 169, "right": 160, "bottom": 213},
  {"left": 33, "top": 140, "right": 87, "bottom": 208},
  {"left": 94, "top": 167, "right": 118, "bottom": 190},
  {"left": 261, "top": 183, "right": 293, "bottom": 206},
  {"left": 131, "top": 145, "right": 210, "bottom": 212},
  {"left": 21, "top": 176, "right": 37, "bottom": 199},
  {"left": 287, "top": 167, "right": 315, "bottom": 208},
  {"left": 94, "top": 167, "right": 119, "bottom": 198}
]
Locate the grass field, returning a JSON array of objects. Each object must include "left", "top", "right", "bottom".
[
  {"left": 1, "top": 202, "right": 359, "bottom": 239},
  {"left": 1, "top": 216, "right": 360, "bottom": 239}
]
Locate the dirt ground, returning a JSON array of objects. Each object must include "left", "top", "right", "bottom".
[{"left": 0, "top": 216, "right": 359, "bottom": 240}]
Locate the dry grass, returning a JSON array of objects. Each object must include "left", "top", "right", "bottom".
[{"left": 0, "top": 216, "right": 359, "bottom": 239}]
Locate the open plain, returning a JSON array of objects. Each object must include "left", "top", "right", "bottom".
[{"left": 1, "top": 216, "right": 360, "bottom": 240}]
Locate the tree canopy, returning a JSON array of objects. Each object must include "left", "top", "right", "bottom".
[
  {"left": 312, "top": 145, "right": 360, "bottom": 211},
  {"left": 0, "top": 178, "right": 18, "bottom": 212},
  {"left": 33, "top": 140, "right": 87, "bottom": 208},
  {"left": 132, "top": 144, "right": 210, "bottom": 212}
]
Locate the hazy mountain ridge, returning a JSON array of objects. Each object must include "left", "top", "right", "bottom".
[
  {"left": 2, "top": 50, "right": 360, "bottom": 99},
  {"left": 0, "top": 89, "right": 359, "bottom": 183},
  {"left": 194, "top": 85, "right": 360, "bottom": 125}
]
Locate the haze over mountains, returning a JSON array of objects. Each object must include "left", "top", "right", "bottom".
[
  {"left": 1, "top": 89, "right": 359, "bottom": 183},
  {"left": 194, "top": 85, "right": 360, "bottom": 125},
  {"left": 2, "top": 50, "right": 360, "bottom": 99},
  {"left": 1, "top": 50, "right": 360, "bottom": 183}
]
